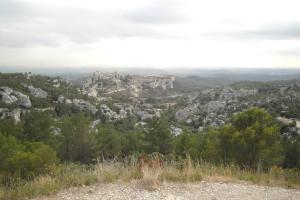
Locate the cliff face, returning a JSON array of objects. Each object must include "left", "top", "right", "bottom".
[{"left": 82, "top": 72, "right": 175, "bottom": 97}]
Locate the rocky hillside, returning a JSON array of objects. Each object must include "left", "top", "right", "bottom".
[
  {"left": 81, "top": 71, "right": 175, "bottom": 98},
  {"left": 1, "top": 72, "right": 300, "bottom": 137}
]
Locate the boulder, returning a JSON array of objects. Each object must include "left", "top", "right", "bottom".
[
  {"left": 27, "top": 85, "right": 48, "bottom": 98},
  {"left": 52, "top": 79, "right": 60, "bottom": 88},
  {"left": 119, "top": 109, "right": 127, "bottom": 119},
  {"left": 170, "top": 125, "right": 183, "bottom": 136},
  {"left": 99, "top": 104, "right": 117, "bottom": 120},
  {"left": 65, "top": 98, "right": 72, "bottom": 104},
  {"left": 72, "top": 99, "right": 97, "bottom": 114},
  {"left": 0, "top": 91, "right": 18, "bottom": 104},
  {"left": 99, "top": 104, "right": 128, "bottom": 121},
  {"left": 198, "top": 126, "right": 204, "bottom": 132},
  {"left": 12, "top": 91, "right": 32, "bottom": 108},
  {"left": 0, "top": 108, "right": 22, "bottom": 124},
  {"left": 0, "top": 87, "right": 18, "bottom": 104},
  {"left": 136, "top": 111, "right": 154, "bottom": 121},
  {"left": 57, "top": 95, "right": 65, "bottom": 103},
  {"left": 87, "top": 85, "right": 98, "bottom": 97},
  {"left": 7, "top": 109, "right": 21, "bottom": 124},
  {"left": 0, "top": 86, "right": 13, "bottom": 94},
  {"left": 90, "top": 119, "right": 101, "bottom": 132},
  {"left": 50, "top": 126, "right": 62, "bottom": 135},
  {"left": 0, "top": 108, "right": 9, "bottom": 119}
]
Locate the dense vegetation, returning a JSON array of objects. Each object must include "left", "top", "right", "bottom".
[{"left": 0, "top": 108, "right": 299, "bottom": 183}]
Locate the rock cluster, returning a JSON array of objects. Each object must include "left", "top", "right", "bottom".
[
  {"left": 170, "top": 125, "right": 183, "bottom": 136},
  {"left": 27, "top": 85, "right": 48, "bottom": 98},
  {"left": 0, "top": 108, "right": 23, "bottom": 124},
  {"left": 175, "top": 104, "right": 200, "bottom": 124},
  {"left": 81, "top": 72, "right": 175, "bottom": 98},
  {"left": 0, "top": 87, "right": 31, "bottom": 108},
  {"left": 0, "top": 87, "right": 18, "bottom": 104},
  {"left": 72, "top": 99, "right": 98, "bottom": 114},
  {"left": 99, "top": 104, "right": 128, "bottom": 121}
]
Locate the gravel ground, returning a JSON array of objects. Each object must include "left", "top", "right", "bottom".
[{"left": 34, "top": 181, "right": 300, "bottom": 200}]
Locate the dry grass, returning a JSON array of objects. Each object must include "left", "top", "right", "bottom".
[{"left": 1, "top": 158, "right": 299, "bottom": 200}]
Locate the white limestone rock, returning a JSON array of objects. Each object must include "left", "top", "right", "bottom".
[
  {"left": 72, "top": 99, "right": 98, "bottom": 114},
  {"left": 27, "top": 85, "right": 48, "bottom": 98},
  {"left": 13, "top": 91, "right": 32, "bottom": 108}
]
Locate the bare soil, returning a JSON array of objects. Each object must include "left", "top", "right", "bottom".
[{"left": 34, "top": 181, "right": 300, "bottom": 200}]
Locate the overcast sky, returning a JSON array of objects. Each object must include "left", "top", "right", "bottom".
[{"left": 1, "top": 0, "right": 300, "bottom": 69}]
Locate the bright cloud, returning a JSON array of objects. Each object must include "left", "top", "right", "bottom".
[{"left": 1, "top": 0, "right": 300, "bottom": 68}]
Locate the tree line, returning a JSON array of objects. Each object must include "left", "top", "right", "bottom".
[{"left": 0, "top": 108, "right": 299, "bottom": 180}]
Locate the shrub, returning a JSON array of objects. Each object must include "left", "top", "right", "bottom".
[{"left": 8, "top": 142, "right": 58, "bottom": 179}]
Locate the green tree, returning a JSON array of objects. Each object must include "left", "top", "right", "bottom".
[
  {"left": 0, "top": 119, "right": 24, "bottom": 139},
  {"left": 203, "top": 108, "right": 283, "bottom": 169},
  {"left": 173, "top": 130, "right": 199, "bottom": 159},
  {"left": 94, "top": 124, "right": 125, "bottom": 158},
  {"left": 23, "top": 111, "right": 54, "bottom": 143},
  {"left": 144, "top": 117, "right": 173, "bottom": 154},
  {"left": 231, "top": 108, "right": 283, "bottom": 168},
  {"left": 59, "top": 113, "right": 94, "bottom": 163},
  {"left": 122, "top": 130, "right": 144, "bottom": 155},
  {"left": 282, "top": 136, "right": 300, "bottom": 168}
]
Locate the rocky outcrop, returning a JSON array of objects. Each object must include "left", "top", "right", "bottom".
[
  {"left": 57, "top": 95, "right": 65, "bottom": 103},
  {"left": 90, "top": 119, "right": 101, "bottom": 133},
  {"left": 22, "top": 84, "right": 48, "bottom": 98},
  {"left": 0, "top": 87, "right": 17, "bottom": 104},
  {"left": 81, "top": 72, "right": 175, "bottom": 97},
  {"left": 52, "top": 79, "right": 60, "bottom": 88},
  {"left": 113, "top": 103, "right": 134, "bottom": 115},
  {"left": 219, "top": 87, "right": 258, "bottom": 100},
  {"left": 13, "top": 91, "right": 32, "bottom": 108},
  {"left": 65, "top": 98, "right": 72, "bottom": 104},
  {"left": 175, "top": 104, "right": 199, "bottom": 123},
  {"left": 134, "top": 121, "right": 147, "bottom": 128},
  {"left": 0, "top": 108, "right": 22, "bottom": 124},
  {"left": 99, "top": 104, "right": 127, "bottom": 121},
  {"left": 57, "top": 95, "right": 73, "bottom": 105},
  {"left": 0, "top": 87, "right": 32, "bottom": 108},
  {"left": 0, "top": 87, "right": 18, "bottom": 104},
  {"left": 0, "top": 108, "right": 9, "bottom": 119},
  {"left": 170, "top": 125, "right": 183, "bottom": 136},
  {"left": 205, "top": 100, "right": 226, "bottom": 113},
  {"left": 8, "top": 109, "right": 21, "bottom": 123},
  {"left": 86, "top": 85, "right": 98, "bottom": 97},
  {"left": 72, "top": 99, "right": 98, "bottom": 114},
  {"left": 0, "top": 86, "right": 13, "bottom": 94},
  {"left": 136, "top": 111, "right": 154, "bottom": 121},
  {"left": 129, "top": 84, "right": 142, "bottom": 97},
  {"left": 50, "top": 126, "right": 61, "bottom": 135}
]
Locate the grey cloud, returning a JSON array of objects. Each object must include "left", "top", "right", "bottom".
[
  {"left": 0, "top": 0, "right": 37, "bottom": 20},
  {"left": 0, "top": 0, "right": 184, "bottom": 47},
  {"left": 0, "top": 29, "right": 60, "bottom": 48},
  {"left": 205, "top": 23, "right": 300, "bottom": 41},
  {"left": 124, "top": 1, "right": 185, "bottom": 24},
  {"left": 238, "top": 24, "right": 300, "bottom": 40},
  {"left": 276, "top": 49, "right": 300, "bottom": 56}
]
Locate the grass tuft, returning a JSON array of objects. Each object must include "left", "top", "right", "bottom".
[{"left": 1, "top": 159, "right": 299, "bottom": 200}]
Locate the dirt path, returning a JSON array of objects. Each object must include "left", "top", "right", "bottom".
[{"left": 34, "top": 181, "right": 300, "bottom": 200}]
